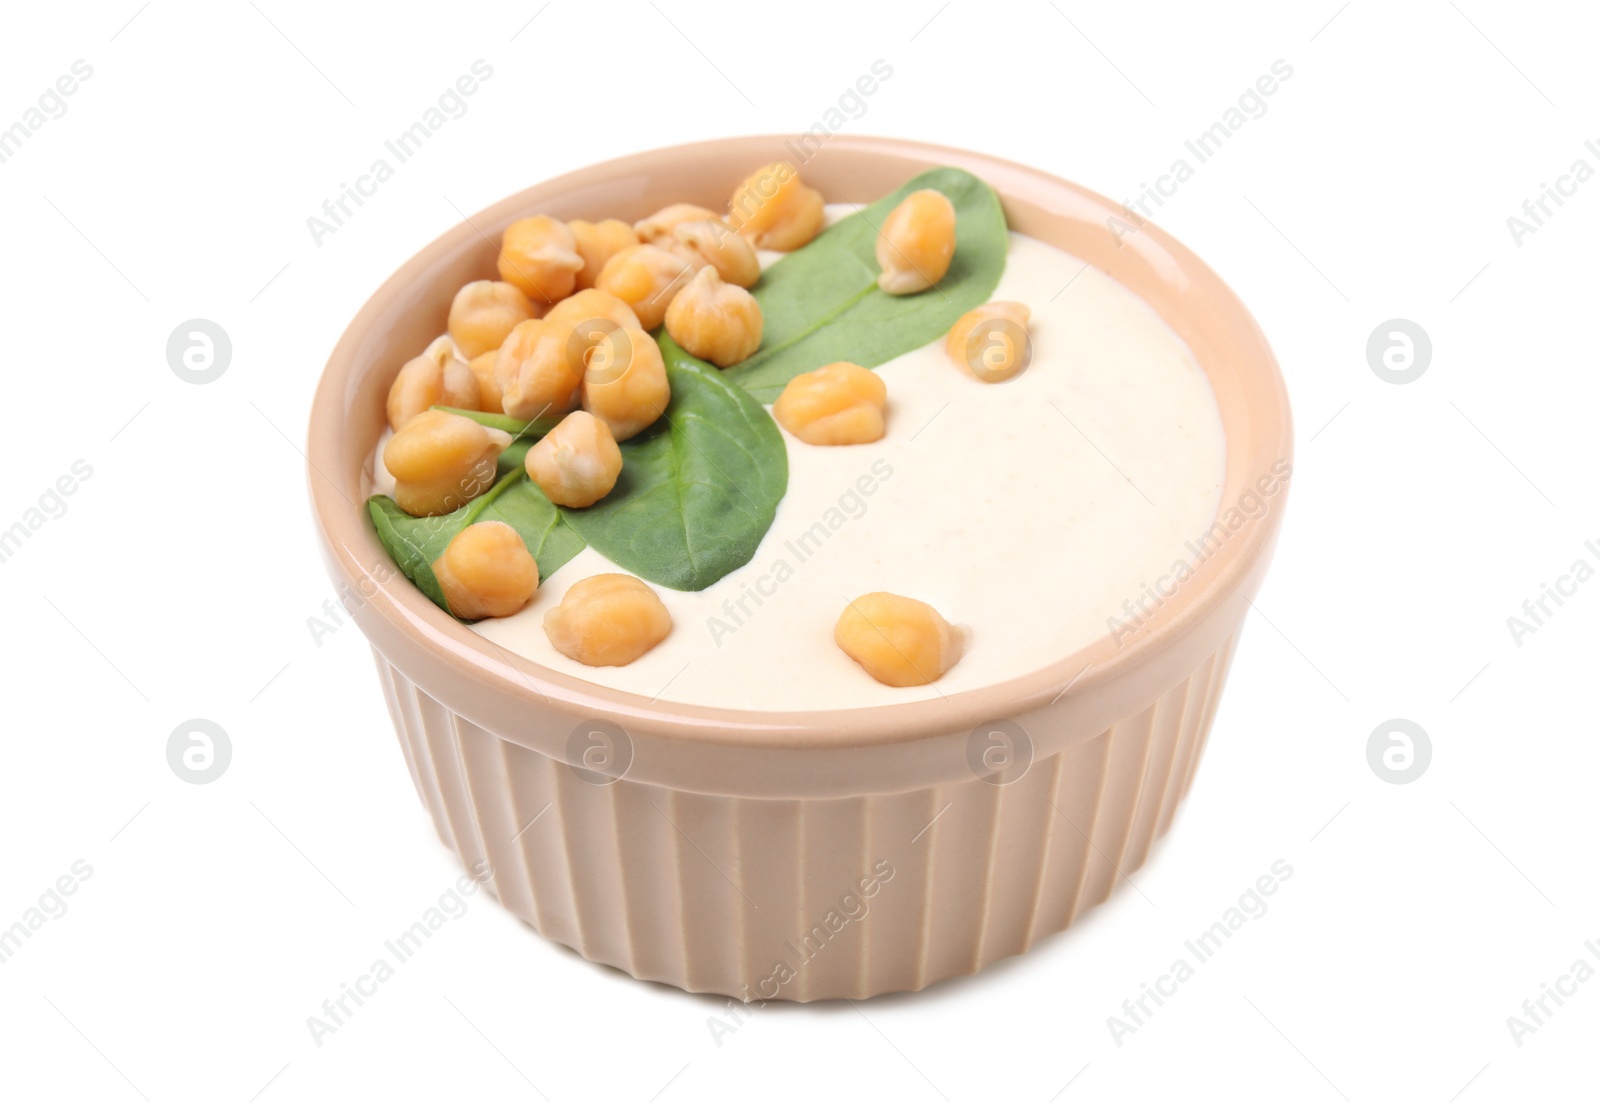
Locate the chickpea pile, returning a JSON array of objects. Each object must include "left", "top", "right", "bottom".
[
  {"left": 382, "top": 159, "right": 836, "bottom": 504},
  {"left": 377, "top": 160, "right": 1004, "bottom": 687},
  {"left": 376, "top": 161, "right": 839, "bottom": 661}
]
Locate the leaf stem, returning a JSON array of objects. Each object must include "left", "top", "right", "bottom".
[
  {"left": 433, "top": 406, "right": 558, "bottom": 442},
  {"left": 461, "top": 467, "right": 525, "bottom": 526},
  {"left": 735, "top": 282, "right": 877, "bottom": 372}
]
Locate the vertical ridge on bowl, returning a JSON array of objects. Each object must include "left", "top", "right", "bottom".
[
  {"left": 791, "top": 796, "right": 865, "bottom": 1002},
  {"left": 1057, "top": 724, "right": 1116, "bottom": 933},
  {"left": 1175, "top": 632, "right": 1241, "bottom": 813},
  {"left": 1018, "top": 751, "right": 1066, "bottom": 950},
  {"left": 473, "top": 731, "right": 534, "bottom": 920},
  {"left": 373, "top": 655, "right": 443, "bottom": 845},
  {"left": 608, "top": 782, "right": 644, "bottom": 986},
  {"left": 1122, "top": 693, "right": 1184, "bottom": 874},
  {"left": 607, "top": 775, "right": 679, "bottom": 984},
  {"left": 374, "top": 630, "right": 1241, "bottom": 1000},
  {"left": 978, "top": 759, "right": 1052, "bottom": 965},
  {"left": 496, "top": 737, "right": 547, "bottom": 932},
  {"left": 1155, "top": 647, "right": 1221, "bottom": 839},
  {"left": 968, "top": 781, "right": 1006, "bottom": 971},
  {"left": 1078, "top": 701, "right": 1155, "bottom": 916},
  {"left": 552, "top": 762, "right": 602, "bottom": 960},
  {"left": 1146, "top": 659, "right": 1207, "bottom": 844}
]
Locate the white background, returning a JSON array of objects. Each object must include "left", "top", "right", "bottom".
[{"left": 2, "top": 1, "right": 1596, "bottom": 1102}]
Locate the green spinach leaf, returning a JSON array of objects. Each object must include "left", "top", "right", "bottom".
[
  {"left": 368, "top": 469, "right": 585, "bottom": 616},
  {"left": 724, "top": 166, "right": 1008, "bottom": 402},
  {"left": 557, "top": 334, "right": 787, "bottom": 591}
]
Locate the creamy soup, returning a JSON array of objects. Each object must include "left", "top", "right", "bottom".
[{"left": 372, "top": 216, "right": 1227, "bottom": 711}]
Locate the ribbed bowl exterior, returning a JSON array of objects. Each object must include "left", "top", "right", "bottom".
[{"left": 371, "top": 632, "right": 1239, "bottom": 1002}]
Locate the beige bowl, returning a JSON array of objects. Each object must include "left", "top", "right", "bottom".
[{"left": 308, "top": 136, "right": 1292, "bottom": 1002}]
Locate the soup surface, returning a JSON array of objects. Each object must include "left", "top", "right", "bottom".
[{"left": 373, "top": 218, "right": 1227, "bottom": 710}]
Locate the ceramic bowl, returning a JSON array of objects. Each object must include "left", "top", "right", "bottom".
[{"left": 307, "top": 135, "right": 1292, "bottom": 1001}]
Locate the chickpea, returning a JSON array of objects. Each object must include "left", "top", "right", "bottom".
[
  {"left": 634, "top": 203, "right": 719, "bottom": 244},
  {"left": 945, "top": 301, "right": 1032, "bottom": 383},
  {"left": 432, "top": 521, "right": 539, "bottom": 621},
  {"left": 595, "top": 244, "right": 694, "bottom": 330},
  {"left": 672, "top": 218, "right": 761, "bottom": 288},
  {"left": 834, "top": 592, "right": 964, "bottom": 687},
  {"left": 654, "top": 240, "right": 711, "bottom": 278},
  {"left": 544, "top": 573, "right": 672, "bottom": 667},
  {"left": 387, "top": 336, "right": 481, "bottom": 431},
  {"left": 524, "top": 410, "right": 623, "bottom": 508},
  {"left": 771, "top": 361, "right": 886, "bottom": 446},
  {"left": 495, "top": 319, "right": 584, "bottom": 422},
  {"left": 558, "top": 308, "right": 667, "bottom": 442},
  {"left": 569, "top": 218, "right": 640, "bottom": 290},
  {"left": 467, "top": 350, "right": 504, "bottom": 414},
  {"left": 582, "top": 325, "right": 670, "bottom": 441},
  {"left": 448, "top": 280, "right": 538, "bottom": 360},
  {"left": 383, "top": 409, "right": 510, "bottom": 517},
  {"left": 498, "top": 215, "right": 584, "bottom": 303},
  {"left": 875, "top": 189, "right": 956, "bottom": 295},
  {"left": 543, "top": 288, "right": 642, "bottom": 332},
  {"left": 664, "top": 267, "right": 763, "bottom": 368},
  {"left": 727, "top": 161, "right": 825, "bottom": 251}
]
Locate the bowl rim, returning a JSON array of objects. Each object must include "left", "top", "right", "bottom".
[{"left": 308, "top": 133, "right": 1292, "bottom": 753}]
